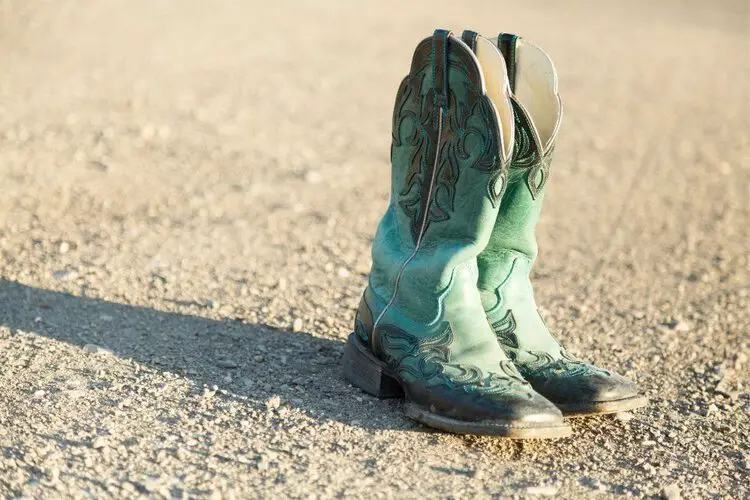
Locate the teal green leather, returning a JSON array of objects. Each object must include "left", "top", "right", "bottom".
[
  {"left": 354, "top": 31, "right": 565, "bottom": 425},
  {"left": 476, "top": 34, "right": 642, "bottom": 410},
  {"left": 476, "top": 118, "right": 594, "bottom": 368}
]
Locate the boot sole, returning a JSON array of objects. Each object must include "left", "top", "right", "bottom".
[
  {"left": 343, "top": 333, "right": 572, "bottom": 439},
  {"left": 556, "top": 395, "right": 649, "bottom": 417}
]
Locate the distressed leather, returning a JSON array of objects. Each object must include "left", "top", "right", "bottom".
[
  {"left": 354, "top": 31, "right": 565, "bottom": 425},
  {"left": 475, "top": 34, "right": 643, "bottom": 409}
]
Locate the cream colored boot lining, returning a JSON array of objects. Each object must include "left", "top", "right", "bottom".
[
  {"left": 473, "top": 36, "right": 515, "bottom": 162},
  {"left": 513, "top": 39, "right": 561, "bottom": 152}
]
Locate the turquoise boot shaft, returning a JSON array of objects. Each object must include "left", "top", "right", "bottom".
[
  {"left": 344, "top": 30, "right": 571, "bottom": 438},
  {"left": 476, "top": 33, "right": 647, "bottom": 416}
]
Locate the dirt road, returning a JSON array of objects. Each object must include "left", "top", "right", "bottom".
[{"left": 1, "top": 0, "right": 748, "bottom": 497}]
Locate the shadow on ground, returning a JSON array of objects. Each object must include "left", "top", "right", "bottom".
[
  {"left": 0, "top": 280, "right": 633, "bottom": 455},
  {"left": 0, "top": 279, "right": 416, "bottom": 432}
]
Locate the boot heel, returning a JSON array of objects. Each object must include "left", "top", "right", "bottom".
[{"left": 343, "top": 333, "right": 403, "bottom": 398}]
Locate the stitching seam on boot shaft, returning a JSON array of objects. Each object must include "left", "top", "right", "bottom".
[
  {"left": 370, "top": 31, "right": 452, "bottom": 356},
  {"left": 371, "top": 106, "right": 445, "bottom": 355}
]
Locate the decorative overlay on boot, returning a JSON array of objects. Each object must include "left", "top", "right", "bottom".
[
  {"left": 343, "top": 29, "right": 571, "bottom": 438},
  {"left": 475, "top": 33, "right": 647, "bottom": 416}
]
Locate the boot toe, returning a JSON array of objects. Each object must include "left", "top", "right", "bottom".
[
  {"left": 467, "top": 389, "right": 566, "bottom": 426},
  {"left": 500, "top": 391, "right": 567, "bottom": 426},
  {"left": 404, "top": 381, "right": 570, "bottom": 437},
  {"left": 531, "top": 370, "right": 647, "bottom": 415}
]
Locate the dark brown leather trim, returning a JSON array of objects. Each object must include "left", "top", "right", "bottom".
[
  {"left": 509, "top": 95, "right": 543, "bottom": 168},
  {"left": 371, "top": 325, "right": 383, "bottom": 359},
  {"left": 498, "top": 33, "right": 519, "bottom": 92},
  {"left": 395, "top": 31, "right": 492, "bottom": 242},
  {"left": 415, "top": 29, "right": 451, "bottom": 241},
  {"left": 461, "top": 30, "right": 479, "bottom": 53},
  {"left": 354, "top": 291, "right": 375, "bottom": 350},
  {"left": 432, "top": 29, "right": 451, "bottom": 111}
]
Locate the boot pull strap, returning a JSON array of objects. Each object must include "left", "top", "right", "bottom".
[
  {"left": 497, "top": 33, "right": 519, "bottom": 93},
  {"left": 432, "top": 29, "right": 452, "bottom": 115},
  {"left": 461, "top": 30, "right": 479, "bottom": 53}
]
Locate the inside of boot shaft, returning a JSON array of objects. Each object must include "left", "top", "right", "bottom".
[
  {"left": 470, "top": 36, "right": 514, "bottom": 162},
  {"left": 513, "top": 39, "right": 561, "bottom": 152}
]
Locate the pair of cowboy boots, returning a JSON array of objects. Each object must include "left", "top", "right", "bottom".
[{"left": 343, "top": 29, "right": 647, "bottom": 438}]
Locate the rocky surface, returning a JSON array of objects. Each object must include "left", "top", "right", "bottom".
[{"left": 0, "top": 0, "right": 748, "bottom": 497}]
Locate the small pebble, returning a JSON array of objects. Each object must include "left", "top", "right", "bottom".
[
  {"left": 526, "top": 485, "right": 558, "bottom": 497},
  {"left": 266, "top": 395, "right": 282, "bottom": 411},
  {"left": 292, "top": 318, "right": 303, "bottom": 332},
  {"left": 735, "top": 352, "right": 748, "bottom": 368},
  {"left": 614, "top": 412, "right": 634, "bottom": 422},
  {"left": 141, "top": 123, "right": 156, "bottom": 139},
  {"left": 46, "top": 467, "right": 60, "bottom": 482},
  {"left": 704, "top": 403, "right": 719, "bottom": 418},
  {"left": 83, "top": 344, "right": 113, "bottom": 355},
  {"left": 580, "top": 476, "right": 604, "bottom": 490},
  {"left": 92, "top": 437, "right": 109, "bottom": 449},
  {"left": 662, "top": 483, "right": 681, "bottom": 500},
  {"left": 669, "top": 320, "right": 691, "bottom": 332},
  {"left": 216, "top": 359, "right": 238, "bottom": 369},
  {"left": 53, "top": 270, "right": 73, "bottom": 281},
  {"left": 304, "top": 170, "right": 322, "bottom": 184}
]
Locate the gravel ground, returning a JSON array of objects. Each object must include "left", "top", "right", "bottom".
[{"left": 0, "top": 0, "right": 748, "bottom": 498}]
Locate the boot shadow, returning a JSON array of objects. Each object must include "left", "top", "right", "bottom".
[{"left": 0, "top": 279, "right": 413, "bottom": 432}]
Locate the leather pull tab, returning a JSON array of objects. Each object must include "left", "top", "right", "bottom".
[
  {"left": 432, "top": 29, "right": 452, "bottom": 112},
  {"left": 498, "top": 33, "right": 519, "bottom": 92},
  {"left": 461, "top": 30, "right": 479, "bottom": 53}
]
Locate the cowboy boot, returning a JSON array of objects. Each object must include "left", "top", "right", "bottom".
[
  {"left": 343, "top": 30, "right": 571, "bottom": 438},
  {"left": 475, "top": 33, "right": 648, "bottom": 416}
]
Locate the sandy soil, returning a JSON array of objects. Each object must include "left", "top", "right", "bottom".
[{"left": 0, "top": 0, "right": 748, "bottom": 498}]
